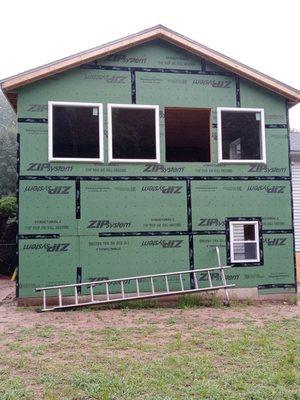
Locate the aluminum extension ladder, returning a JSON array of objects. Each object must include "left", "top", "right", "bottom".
[{"left": 35, "top": 247, "right": 235, "bottom": 312}]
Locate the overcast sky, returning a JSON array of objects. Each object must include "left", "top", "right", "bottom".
[{"left": 1, "top": 0, "right": 299, "bottom": 129}]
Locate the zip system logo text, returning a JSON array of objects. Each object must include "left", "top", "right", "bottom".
[
  {"left": 141, "top": 185, "right": 182, "bottom": 194},
  {"left": 141, "top": 240, "right": 183, "bottom": 248},
  {"left": 247, "top": 165, "right": 287, "bottom": 174},
  {"left": 143, "top": 164, "right": 184, "bottom": 173},
  {"left": 263, "top": 238, "right": 287, "bottom": 246},
  {"left": 247, "top": 185, "right": 285, "bottom": 194},
  {"left": 198, "top": 218, "right": 225, "bottom": 227},
  {"left": 87, "top": 220, "right": 132, "bottom": 229},
  {"left": 22, "top": 243, "right": 70, "bottom": 252},
  {"left": 192, "top": 79, "right": 231, "bottom": 88},
  {"left": 24, "top": 186, "right": 71, "bottom": 195},
  {"left": 27, "top": 163, "right": 73, "bottom": 172}
]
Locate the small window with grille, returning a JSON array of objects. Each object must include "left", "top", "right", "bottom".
[{"left": 229, "top": 220, "right": 260, "bottom": 263}]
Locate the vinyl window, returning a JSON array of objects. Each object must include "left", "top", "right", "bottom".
[
  {"left": 108, "top": 104, "right": 160, "bottom": 163},
  {"left": 229, "top": 221, "right": 260, "bottom": 263},
  {"left": 48, "top": 101, "right": 103, "bottom": 162},
  {"left": 217, "top": 108, "right": 266, "bottom": 163}
]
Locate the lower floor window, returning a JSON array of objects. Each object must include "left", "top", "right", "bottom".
[{"left": 229, "top": 220, "right": 260, "bottom": 263}]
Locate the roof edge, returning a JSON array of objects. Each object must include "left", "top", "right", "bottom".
[{"left": 1, "top": 25, "right": 300, "bottom": 105}]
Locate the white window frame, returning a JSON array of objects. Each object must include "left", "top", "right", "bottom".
[
  {"left": 229, "top": 220, "right": 260, "bottom": 263},
  {"left": 107, "top": 103, "right": 160, "bottom": 163},
  {"left": 217, "top": 107, "right": 266, "bottom": 164},
  {"left": 48, "top": 101, "right": 104, "bottom": 163}
]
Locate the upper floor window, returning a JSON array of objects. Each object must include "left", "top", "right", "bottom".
[
  {"left": 108, "top": 104, "right": 160, "bottom": 163},
  {"left": 48, "top": 101, "right": 103, "bottom": 162},
  {"left": 217, "top": 108, "right": 266, "bottom": 163},
  {"left": 165, "top": 107, "right": 211, "bottom": 162}
]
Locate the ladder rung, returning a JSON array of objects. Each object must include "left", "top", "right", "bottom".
[
  {"left": 74, "top": 286, "right": 78, "bottom": 305},
  {"left": 105, "top": 282, "right": 110, "bottom": 300},
  {"left": 58, "top": 288, "right": 62, "bottom": 307},
  {"left": 207, "top": 271, "right": 212, "bottom": 288},
  {"left": 150, "top": 277, "right": 155, "bottom": 294},
  {"left": 90, "top": 285, "right": 94, "bottom": 302},
  {"left": 165, "top": 275, "right": 169, "bottom": 292},
  {"left": 179, "top": 273, "right": 184, "bottom": 291},
  {"left": 136, "top": 279, "right": 140, "bottom": 296},
  {"left": 193, "top": 272, "right": 199, "bottom": 289},
  {"left": 121, "top": 281, "right": 125, "bottom": 298},
  {"left": 42, "top": 290, "right": 46, "bottom": 310}
]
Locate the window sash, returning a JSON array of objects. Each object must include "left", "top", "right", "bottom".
[
  {"left": 48, "top": 101, "right": 104, "bottom": 162},
  {"left": 217, "top": 107, "right": 266, "bottom": 164},
  {"left": 107, "top": 103, "right": 160, "bottom": 163},
  {"left": 229, "top": 221, "right": 260, "bottom": 263}
]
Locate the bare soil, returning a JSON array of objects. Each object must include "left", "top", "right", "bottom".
[{"left": 0, "top": 278, "right": 299, "bottom": 334}]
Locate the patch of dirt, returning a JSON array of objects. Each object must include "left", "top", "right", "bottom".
[
  {"left": 0, "top": 300, "right": 299, "bottom": 335},
  {"left": 0, "top": 277, "right": 299, "bottom": 335}
]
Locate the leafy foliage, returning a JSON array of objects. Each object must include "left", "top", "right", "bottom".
[
  {"left": 0, "top": 90, "right": 17, "bottom": 196},
  {"left": 0, "top": 196, "right": 17, "bottom": 226},
  {"left": 0, "top": 196, "right": 17, "bottom": 274}
]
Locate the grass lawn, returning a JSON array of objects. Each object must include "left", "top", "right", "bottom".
[{"left": 0, "top": 298, "right": 299, "bottom": 399}]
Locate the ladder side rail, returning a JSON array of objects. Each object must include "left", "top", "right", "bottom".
[
  {"left": 220, "top": 266, "right": 230, "bottom": 303},
  {"left": 215, "top": 246, "right": 231, "bottom": 304},
  {"left": 216, "top": 246, "right": 222, "bottom": 268}
]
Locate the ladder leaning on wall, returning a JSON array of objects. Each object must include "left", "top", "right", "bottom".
[{"left": 35, "top": 246, "right": 235, "bottom": 312}]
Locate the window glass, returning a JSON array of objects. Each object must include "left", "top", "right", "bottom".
[
  {"left": 232, "top": 242, "right": 257, "bottom": 261},
  {"left": 51, "top": 104, "right": 100, "bottom": 159},
  {"left": 111, "top": 107, "right": 157, "bottom": 160},
  {"left": 219, "top": 109, "right": 265, "bottom": 162}
]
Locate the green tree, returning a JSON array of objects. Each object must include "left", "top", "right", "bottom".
[
  {"left": 0, "top": 196, "right": 17, "bottom": 275},
  {"left": 0, "top": 90, "right": 17, "bottom": 195}
]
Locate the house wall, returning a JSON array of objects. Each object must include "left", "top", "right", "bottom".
[
  {"left": 16, "top": 40, "right": 296, "bottom": 298},
  {"left": 291, "top": 157, "right": 300, "bottom": 283}
]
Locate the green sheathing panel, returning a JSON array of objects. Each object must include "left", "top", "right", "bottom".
[
  {"left": 19, "top": 180, "right": 77, "bottom": 235},
  {"left": 18, "top": 237, "right": 79, "bottom": 297},
  {"left": 205, "top": 60, "right": 228, "bottom": 73},
  {"left": 79, "top": 236, "right": 190, "bottom": 294},
  {"left": 18, "top": 68, "right": 131, "bottom": 118},
  {"left": 191, "top": 180, "right": 292, "bottom": 231},
  {"left": 264, "top": 128, "right": 289, "bottom": 175},
  {"left": 79, "top": 180, "right": 187, "bottom": 234},
  {"left": 18, "top": 41, "right": 289, "bottom": 178},
  {"left": 136, "top": 71, "right": 235, "bottom": 168},
  {"left": 193, "top": 233, "right": 295, "bottom": 289},
  {"left": 18, "top": 68, "right": 131, "bottom": 174},
  {"left": 93, "top": 40, "right": 204, "bottom": 70},
  {"left": 240, "top": 78, "right": 286, "bottom": 124}
]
